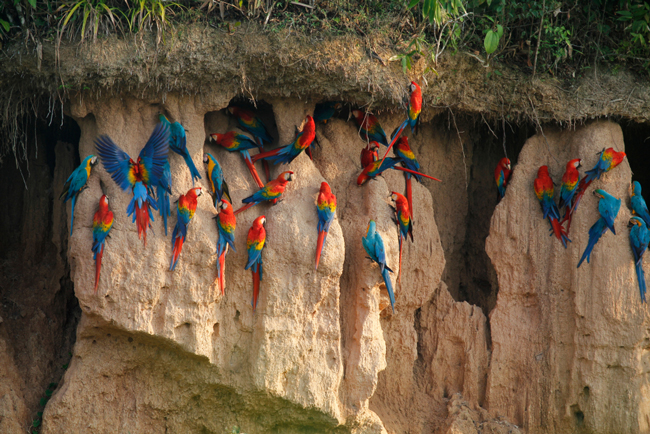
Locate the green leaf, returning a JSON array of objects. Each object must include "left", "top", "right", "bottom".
[
  {"left": 45, "top": 389, "right": 53, "bottom": 397},
  {"left": 32, "top": 419, "right": 41, "bottom": 428},
  {"left": 408, "top": 0, "right": 420, "bottom": 9},
  {"left": 494, "top": 69, "right": 503, "bottom": 76},
  {"left": 39, "top": 397, "right": 48, "bottom": 406},
  {"left": 497, "top": 24, "right": 503, "bottom": 38},
  {"left": 0, "top": 19, "right": 9, "bottom": 32},
  {"left": 28, "top": 0, "right": 36, "bottom": 8},
  {"left": 484, "top": 30, "right": 499, "bottom": 54}
]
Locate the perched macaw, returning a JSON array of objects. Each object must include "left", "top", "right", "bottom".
[
  {"left": 251, "top": 116, "right": 315, "bottom": 166},
  {"left": 357, "top": 157, "right": 441, "bottom": 186},
  {"left": 570, "top": 147, "right": 626, "bottom": 228},
  {"left": 362, "top": 220, "right": 396, "bottom": 313},
  {"left": 534, "top": 165, "right": 570, "bottom": 248},
  {"left": 360, "top": 142, "right": 380, "bottom": 169},
  {"left": 216, "top": 199, "right": 237, "bottom": 294},
  {"left": 577, "top": 189, "right": 621, "bottom": 267},
  {"left": 313, "top": 102, "right": 342, "bottom": 123},
  {"left": 96, "top": 122, "right": 169, "bottom": 246},
  {"left": 235, "top": 171, "right": 296, "bottom": 215},
  {"left": 494, "top": 157, "right": 512, "bottom": 201},
  {"left": 228, "top": 106, "right": 273, "bottom": 182},
  {"left": 60, "top": 155, "right": 98, "bottom": 236},
  {"left": 156, "top": 159, "right": 172, "bottom": 236},
  {"left": 92, "top": 195, "right": 114, "bottom": 293},
  {"left": 246, "top": 215, "right": 267, "bottom": 311},
  {"left": 351, "top": 110, "right": 389, "bottom": 147},
  {"left": 393, "top": 136, "right": 422, "bottom": 215},
  {"left": 390, "top": 192, "right": 413, "bottom": 285},
  {"left": 169, "top": 187, "right": 202, "bottom": 271},
  {"left": 407, "top": 81, "right": 422, "bottom": 133},
  {"left": 203, "top": 153, "right": 231, "bottom": 208},
  {"left": 159, "top": 115, "right": 202, "bottom": 185},
  {"left": 631, "top": 181, "right": 650, "bottom": 227},
  {"left": 557, "top": 159, "right": 581, "bottom": 230},
  {"left": 315, "top": 182, "right": 337, "bottom": 270},
  {"left": 210, "top": 131, "right": 264, "bottom": 188},
  {"left": 629, "top": 216, "right": 649, "bottom": 303}
]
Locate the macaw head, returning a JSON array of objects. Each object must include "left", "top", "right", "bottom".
[
  {"left": 633, "top": 181, "right": 643, "bottom": 197},
  {"left": 99, "top": 194, "right": 109, "bottom": 209},
  {"left": 333, "top": 102, "right": 342, "bottom": 110},
  {"left": 227, "top": 106, "right": 237, "bottom": 116},
  {"left": 409, "top": 81, "right": 420, "bottom": 94},
  {"left": 304, "top": 115, "right": 315, "bottom": 131},
  {"left": 366, "top": 220, "right": 377, "bottom": 236},
  {"left": 390, "top": 191, "right": 406, "bottom": 205},
  {"left": 593, "top": 189, "right": 607, "bottom": 200},
  {"left": 218, "top": 199, "right": 232, "bottom": 212},
  {"left": 351, "top": 110, "right": 364, "bottom": 123},
  {"left": 629, "top": 216, "right": 646, "bottom": 228},
  {"left": 159, "top": 114, "right": 169, "bottom": 123},
  {"left": 189, "top": 187, "right": 203, "bottom": 198},
  {"left": 253, "top": 215, "right": 266, "bottom": 229},
  {"left": 319, "top": 182, "right": 331, "bottom": 195},
  {"left": 278, "top": 171, "right": 295, "bottom": 182},
  {"left": 368, "top": 141, "right": 380, "bottom": 152},
  {"left": 498, "top": 157, "right": 511, "bottom": 171},
  {"left": 567, "top": 158, "right": 581, "bottom": 170},
  {"left": 209, "top": 133, "right": 222, "bottom": 143},
  {"left": 537, "top": 165, "right": 549, "bottom": 178},
  {"left": 203, "top": 153, "right": 213, "bottom": 164}
]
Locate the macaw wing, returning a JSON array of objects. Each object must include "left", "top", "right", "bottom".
[
  {"left": 600, "top": 199, "right": 621, "bottom": 233},
  {"left": 246, "top": 245, "right": 262, "bottom": 269},
  {"left": 372, "top": 234, "right": 387, "bottom": 266},
  {"left": 139, "top": 122, "right": 170, "bottom": 185},
  {"left": 95, "top": 135, "right": 134, "bottom": 191}
]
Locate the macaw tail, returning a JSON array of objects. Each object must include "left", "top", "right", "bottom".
[
  {"left": 241, "top": 150, "right": 264, "bottom": 188},
  {"left": 307, "top": 144, "right": 313, "bottom": 161},
  {"left": 169, "top": 236, "right": 184, "bottom": 271},
  {"left": 577, "top": 218, "right": 607, "bottom": 268},
  {"left": 381, "top": 267, "right": 396, "bottom": 313},
  {"left": 394, "top": 166, "right": 442, "bottom": 182},
  {"left": 567, "top": 177, "right": 594, "bottom": 231},
  {"left": 234, "top": 202, "right": 256, "bottom": 216},
  {"left": 398, "top": 235, "right": 403, "bottom": 286},
  {"left": 255, "top": 136, "right": 272, "bottom": 182},
  {"left": 549, "top": 217, "right": 571, "bottom": 248},
  {"left": 636, "top": 260, "right": 647, "bottom": 303},
  {"left": 157, "top": 186, "right": 170, "bottom": 236},
  {"left": 251, "top": 146, "right": 283, "bottom": 164},
  {"left": 218, "top": 251, "right": 226, "bottom": 295},
  {"left": 378, "top": 120, "right": 408, "bottom": 167},
  {"left": 183, "top": 153, "right": 203, "bottom": 185},
  {"left": 252, "top": 264, "right": 261, "bottom": 311},
  {"left": 405, "top": 174, "right": 413, "bottom": 218},
  {"left": 315, "top": 229, "right": 328, "bottom": 270},
  {"left": 135, "top": 202, "right": 151, "bottom": 247},
  {"left": 94, "top": 244, "right": 104, "bottom": 294},
  {"left": 69, "top": 194, "right": 76, "bottom": 236}
]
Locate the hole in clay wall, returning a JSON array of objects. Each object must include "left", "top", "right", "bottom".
[{"left": 620, "top": 120, "right": 650, "bottom": 190}]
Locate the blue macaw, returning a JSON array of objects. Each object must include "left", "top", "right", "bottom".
[
  {"left": 631, "top": 181, "right": 650, "bottom": 227},
  {"left": 577, "top": 189, "right": 621, "bottom": 267},
  {"left": 159, "top": 114, "right": 202, "bottom": 185},
  {"left": 156, "top": 159, "right": 172, "bottom": 235},
  {"left": 203, "top": 153, "right": 230, "bottom": 208},
  {"left": 629, "top": 216, "right": 649, "bottom": 303},
  {"left": 362, "top": 220, "right": 395, "bottom": 313},
  {"left": 60, "top": 155, "right": 98, "bottom": 236}
]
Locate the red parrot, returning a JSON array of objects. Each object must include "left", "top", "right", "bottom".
[
  {"left": 92, "top": 195, "right": 114, "bottom": 293},
  {"left": 351, "top": 110, "right": 388, "bottom": 146},
  {"left": 169, "top": 187, "right": 202, "bottom": 271},
  {"left": 393, "top": 136, "right": 422, "bottom": 216},
  {"left": 407, "top": 81, "right": 422, "bottom": 133},
  {"left": 235, "top": 171, "right": 296, "bottom": 215},
  {"left": 252, "top": 116, "right": 315, "bottom": 165},
  {"left": 494, "top": 157, "right": 512, "bottom": 201},
  {"left": 390, "top": 191, "right": 413, "bottom": 285},
  {"left": 557, "top": 158, "right": 581, "bottom": 230},
  {"left": 216, "top": 199, "right": 237, "bottom": 295},
  {"left": 357, "top": 157, "right": 441, "bottom": 185},
  {"left": 534, "top": 166, "right": 570, "bottom": 248},
  {"left": 315, "top": 182, "right": 337, "bottom": 270},
  {"left": 210, "top": 131, "right": 264, "bottom": 188},
  {"left": 246, "top": 215, "right": 267, "bottom": 311},
  {"left": 360, "top": 141, "right": 380, "bottom": 169},
  {"left": 228, "top": 106, "right": 273, "bottom": 182}
]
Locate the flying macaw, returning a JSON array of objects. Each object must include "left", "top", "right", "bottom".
[
  {"left": 210, "top": 131, "right": 264, "bottom": 188},
  {"left": 360, "top": 141, "right": 380, "bottom": 169},
  {"left": 390, "top": 191, "right": 413, "bottom": 285},
  {"left": 228, "top": 106, "right": 273, "bottom": 182},
  {"left": 357, "top": 157, "right": 441, "bottom": 186},
  {"left": 570, "top": 147, "right": 626, "bottom": 229},
  {"left": 216, "top": 199, "right": 237, "bottom": 295},
  {"left": 95, "top": 122, "right": 169, "bottom": 246},
  {"left": 313, "top": 102, "right": 342, "bottom": 123},
  {"left": 169, "top": 187, "right": 202, "bottom": 271},
  {"left": 377, "top": 82, "right": 420, "bottom": 166},
  {"left": 631, "top": 181, "right": 650, "bottom": 227},
  {"left": 203, "top": 153, "right": 231, "bottom": 208},
  {"left": 92, "top": 195, "right": 114, "bottom": 293},
  {"left": 557, "top": 159, "right": 581, "bottom": 230},
  {"left": 577, "top": 189, "right": 621, "bottom": 267},
  {"left": 159, "top": 115, "right": 202, "bottom": 185},
  {"left": 315, "top": 182, "right": 337, "bottom": 270},
  {"left": 235, "top": 171, "right": 296, "bottom": 215},
  {"left": 629, "top": 216, "right": 649, "bottom": 303},
  {"left": 351, "top": 110, "right": 389, "bottom": 147},
  {"left": 156, "top": 159, "right": 172, "bottom": 236},
  {"left": 362, "top": 220, "right": 396, "bottom": 313},
  {"left": 246, "top": 215, "right": 267, "bottom": 311},
  {"left": 60, "top": 155, "right": 98, "bottom": 236},
  {"left": 494, "top": 157, "right": 512, "bottom": 201},
  {"left": 251, "top": 116, "right": 315, "bottom": 166},
  {"left": 393, "top": 136, "right": 422, "bottom": 215},
  {"left": 534, "top": 165, "right": 570, "bottom": 248}
]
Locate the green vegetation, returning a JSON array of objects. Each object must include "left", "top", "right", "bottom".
[{"left": 1, "top": 0, "right": 650, "bottom": 76}]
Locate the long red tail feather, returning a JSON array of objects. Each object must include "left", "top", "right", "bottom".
[
  {"left": 234, "top": 202, "right": 255, "bottom": 215},
  {"left": 251, "top": 147, "right": 282, "bottom": 163},
  {"left": 218, "top": 252, "right": 226, "bottom": 295},
  {"left": 315, "top": 230, "right": 326, "bottom": 270},
  {"left": 94, "top": 244, "right": 104, "bottom": 293},
  {"left": 395, "top": 166, "right": 442, "bottom": 182},
  {"left": 135, "top": 203, "right": 149, "bottom": 246},
  {"left": 243, "top": 157, "right": 264, "bottom": 188},
  {"left": 406, "top": 176, "right": 413, "bottom": 218},
  {"left": 252, "top": 269, "right": 260, "bottom": 311},
  {"left": 398, "top": 236, "right": 403, "bottom": 286},
  {"left": 379, "top": 121, "right": 407, "bottom": 166},
  {"left": 171, "top": 237, "right": 184, "bottom": 270}
]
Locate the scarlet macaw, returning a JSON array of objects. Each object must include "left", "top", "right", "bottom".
[
  {"left": 92, "top": 195, "right": 114, "bottom": 293},
  {"left": 378, "top": 82, "right": 420, "bottom": 166},
  {"left": 357, "top": 157, "right": 441, "bottom": 186},
  {"left": 228, "top": 106, "right": 273, "bottom": 182},
  {"left": 235, "top": 171, "right": 296, "bottom": 215},
  {"left": 159, "top": 115, "right": 202, "bottom": 185},
  {"left": 629, "top": 216, "right": 649, "bottom": 303},
  {"left": 390, "top": 191, "right": 413, "bottom": 285},
  {"left": 246, "top": 215, "right": 266, "bottom": 311},
  {"left": 210, "top": 131, "right": 264, "bottom": 188},
  {"left": 156, "top": 159, "right": 172, "bottom": 236},
  {"left": 169, "top": 187, "right": 202, "bottom": 271},
  {"left": 362, "top": 220, "right": 395, "bottom": 313},
  {"left": 60, "top": 155, "right": 98, "bottom": 236},
  {"left": 631, "top": 181, "right": 650, "bottom": 227},
  {"left": 313, "top": 102, "right": 342, "bottom": 123},
  {"left": 216, "top": 199, "right": 237, "bottom": 294},
  {"left": 351, "top": 110, "right": 388, "bottom": 147},
  {"left": 203, "top": 153, "right": 231, "bottom": 208},
  {"left": 577, "top": 189, "right": 620, "bottom": 267},
  {"left": 251, "top": 116, "right": 315, "bottom": 166},
  {"left": 494, "top": 157, "right": 512, "bottom": 201},
  {"left": 557, "top": 159, "right": 581, "bottom": 230},
  {"left": 534, "top": 165, "right": 570, "bottom": 248},
  {"left": 360, "top": 142, "right": 379, "bottom": 169},
  {"left": 393, "top": 136, "right": 422, "bottom": 215},
  {"left": 315, "top": 182, "right": 337, "bottom": 270},
  {"left": 95, "top": 122, "right": 169, "bottom": 246}
]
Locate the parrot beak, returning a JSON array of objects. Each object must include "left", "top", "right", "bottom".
[{"left": 628, "top": 219, "right": 637, "bottom": 228}]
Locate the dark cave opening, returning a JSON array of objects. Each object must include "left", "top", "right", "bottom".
[{"left": 620, "top": 119, "right": 650, "bottom": 192}]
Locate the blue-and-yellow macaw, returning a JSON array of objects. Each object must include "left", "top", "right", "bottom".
[
  {"left": 159, "top": 114, "right": 202, "bottom": 185},
  {"left": 577, "top": 189, "right": 621, "bottom": 267},
  {"left": 629, "top": 216, "right": 649, "bottom": 303},
  {"left": 203, "top": 153, "right": 230, "bottom": 208},
  {"left": 362, "top": 220, "right": 395, "bottom": 313},
  {"left": 60, "top": 155, "right": 98, "bottom": 236},
  {"left": 631, "top": 181, "right": 650, "bottom": 227}
]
